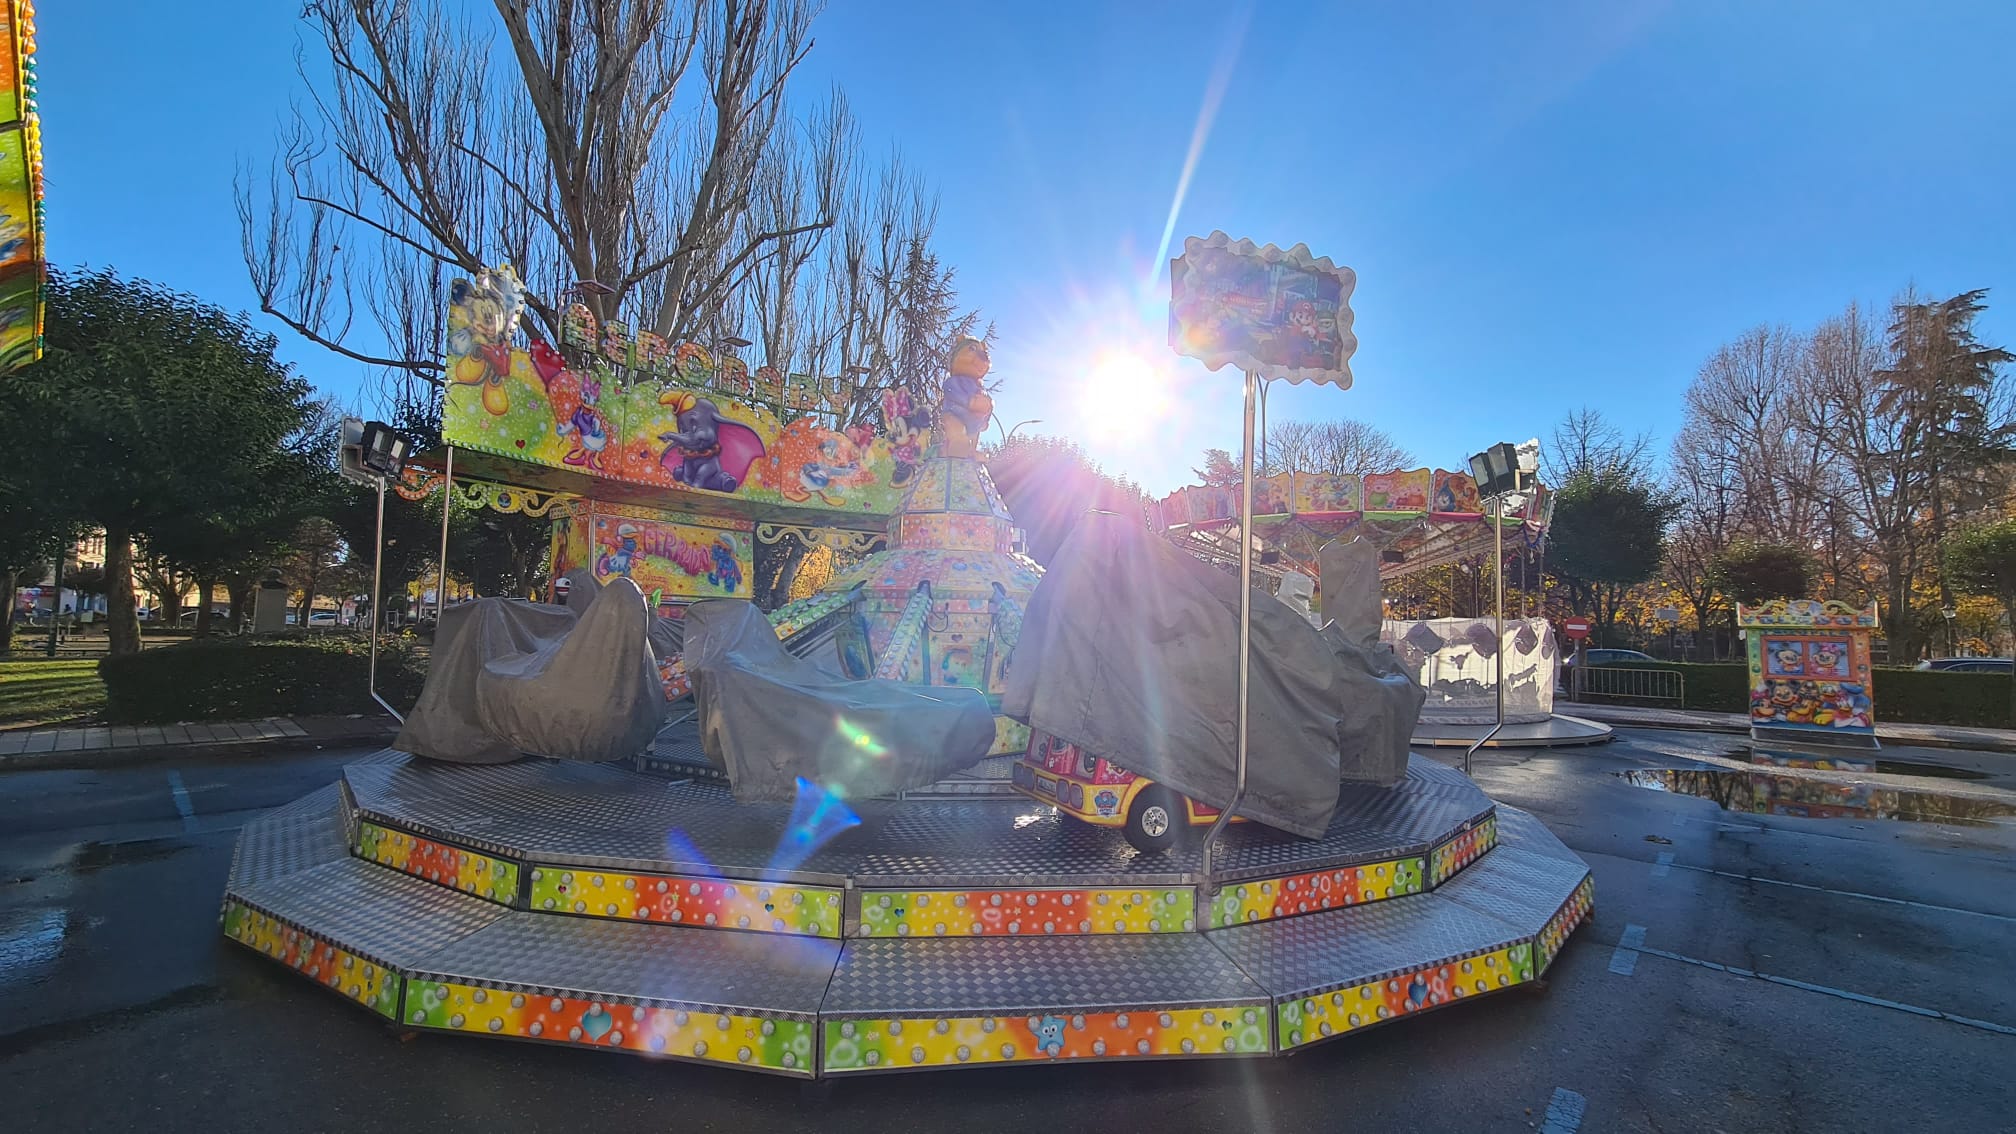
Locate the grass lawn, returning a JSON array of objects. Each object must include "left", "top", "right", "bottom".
[{"left": 0, "top": 658, "right": 107, "bottom": 728}]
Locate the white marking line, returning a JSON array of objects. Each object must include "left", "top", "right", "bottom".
[
  {"left": 1539, "top": 1087, "right": 1587, "bottom": 1134},
  {"left": 1650, "top": 851, "right": 1673, "bottom": 878},
  {"left": 1669, "top": 862, "right": 2016, "bottom": 925},
  {"left": 1608, "top": 923, "right": 1646, "bottom": 976},
  {"left": 166, "top": 770, "right": 197, "bottom": 831},
  {"left": 1632, "top": 945, "right": 2016, "bottom": 1037}
]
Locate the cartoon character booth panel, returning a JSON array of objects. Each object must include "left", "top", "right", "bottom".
[
  {"left": 438, "top": 268, "right": 925, "bottom": 517},
  {"left": 551, "top": 505, "right": 753, "bottom": 604},
  {"left": 1748, "top": 633, "right": 1873, "bottom": 733}
]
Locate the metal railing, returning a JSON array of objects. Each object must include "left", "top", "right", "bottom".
[{"left": 1573, "top": 666, "right": 1685, "bottom": 705}]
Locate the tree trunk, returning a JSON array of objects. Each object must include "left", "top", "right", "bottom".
[
  {"left": 227, "top": 576, "right": 253, "bottom": 633},
  {"left": 194, "top": 576, "right": 217, "bottom": 637},
  {"left": 103, "top": 523, "right": 142, "bottom": 655},
  {"left": 0, "top": 568, "right": 15, "bottom": 656},
  {"left": 1883, "top": 558, "right": 1913, "bottom": 662}
]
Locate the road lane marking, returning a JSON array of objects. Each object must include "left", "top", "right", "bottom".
[
  {"left": 1628, "top": 943, "right": 2016, "bottom": 1037},
  {"left": 1539, "top": 1087, "right": 1587, "bottom": 1134},
  {"left": 1668, "top": 862, "right": 2016, "bottom": 925},
  {"left": 1650, "top": 852, "right": 1673, "bottom": 878},
  {"left": 1608, "top": 923, "right": 1646, "bottom": 976},
  {"left": 165, "top": 771, "right": 197, "bottom": 832}
]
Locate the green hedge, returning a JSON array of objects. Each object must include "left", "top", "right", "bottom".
[
  {"left": 1592, "top": 661, "right": 2014, "bottom": 727},
  {"left": 97, "top": 635, "right": 425, "bottom": 725},
  {"left": 1871, "top": 668, "right": 2012, "bottom": 729}
]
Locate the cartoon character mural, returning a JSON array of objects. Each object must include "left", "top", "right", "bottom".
[
  {"left": 578, "top": 510, "right": 753, "bottom": 600},
  {"left": 597, "top": 523, "right": 640, "bottom": 579},
  {"left": 527, "top": 340, "right": 611, "bottom": 470},
  {"left": 657, "top": 391, "right": 768, "bottom": 493},
  {"left": 764, "top": 419, "right": 873, "bottom": 505},
  {"left": 446, "top": 267, "right": 528, "bottom": 416},
  {"left": 1765, "top": 638, "right": 1807, "bottom": 677},
  {"left": 1738, "top": 602, "right": 1879, "bottom": 743},
  {"left": 939, "top": 337, "right": 994, "bottom": 459}
]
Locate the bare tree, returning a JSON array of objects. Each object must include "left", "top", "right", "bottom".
[
  {"left": 1261, "top": 419, "right": 1414, "bottom": 476},
  {"left": 241, "top": 0, "right": 851, "bottom": 409},
  {"left": 1546, "top": 407, "right": 1653, "bottom": 484}
]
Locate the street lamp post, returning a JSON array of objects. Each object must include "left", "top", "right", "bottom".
[{"left": 1942, "top": 605, "right": 1959, "bottom": 656}]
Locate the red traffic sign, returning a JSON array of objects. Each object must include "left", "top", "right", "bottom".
[{"left": 1561, "top": 617, "right": 1592, "bottom": 640}]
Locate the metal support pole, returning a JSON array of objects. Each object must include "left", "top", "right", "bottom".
[
  {"left": 435, "top": 445, "right": 455, "bottom": 621},
  {"left": 368, "top": 476, "right": 404, "bottom": 722},
  {"left": 45, "top": 538, "right": 63, "bottom": 657},
  {"left": 1464, "top": 496, "right": 1508, "bottom": 775},
  {"left": 1201, "top": 368, "right": 1258, "bottom": 878}
]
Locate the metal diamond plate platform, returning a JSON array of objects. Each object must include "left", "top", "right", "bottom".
[
  {"left": 1206, "top": 893, "right": 1530, "bottom": 1000},
  {"left": 821, "top": 936, "right": 1267, "bottom": 1017},
  {"left": 227, "top": 784, "right": 350, "bottom": 891},
  {"left": 410, "top": 913, "right": 839, "bottom": 1019},
  {"left": 220, "top": 753, "right": 1594, "bottom": 1075},
  {"left": 1405, "top": 846, "right": 1590, "bottom": 939},
  {"left": 229, "top": 856, "right": 507, "bottom": 971}
]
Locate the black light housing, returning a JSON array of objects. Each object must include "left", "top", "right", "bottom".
[
  {"left": 358, "top": 421, "right": 411, "bottom": 479},
  {"left": 1468, "top": 441, "right": 1521, "bottom": 499}
]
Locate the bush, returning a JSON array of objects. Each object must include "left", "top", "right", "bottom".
[
  {"left": 1871, "top": 667, "right": 2011, "bottom": 729},
  {"left": 1592, "top": 661, "right": 2014, "bottom": 727},
  {"left": 98, "top": 634, "right": 426, "bottom": 725}
]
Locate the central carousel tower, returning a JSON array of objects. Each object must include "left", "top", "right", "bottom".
[{"left": 819, "top": 339, "right": 1041, "bottom": 755}]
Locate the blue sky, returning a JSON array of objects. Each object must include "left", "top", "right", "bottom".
[{"left": 43, "top": 0, "right": 2016, "bottom": 493}]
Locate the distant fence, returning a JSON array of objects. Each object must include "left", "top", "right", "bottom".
[{"left": 1574, "top": 666, "right": 1685, "bottom": 706}]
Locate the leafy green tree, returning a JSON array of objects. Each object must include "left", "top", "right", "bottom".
[
  {"left": 327, "top": 480, "right": 444, "bottom": 625},
  {"left": 1708, "top": 541, "right": 1814, "bottom": 606},
  {"left": 1943, "top": 519, "right": 2016, "bottom": 722},
  {"left": 1, "top": 269, "right": 322, "bottom": 653},
  {"left": 1878, "top": 289, "right": 2015, "bottom": 649},
  {"left": 1549, "top": 467, "right": 1677, "bottom": 645},
  {"left": 450, "top": 507, "right": 552, "bottom": 600}
]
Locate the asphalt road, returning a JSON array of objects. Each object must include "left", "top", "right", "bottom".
[{"left": 2, "top": 732, "right": 2013, "bottom": 1133}]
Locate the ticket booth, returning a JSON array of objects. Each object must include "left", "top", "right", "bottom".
[{"left": 1737, "top": 599, "right": 1880, "bottom": 749}]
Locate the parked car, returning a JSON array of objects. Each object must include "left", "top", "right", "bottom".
[
  {"left": 1561, "top": 648, "right": 1657, "bottom": 669},
  {"left": 307, "top": 611, "right": 340, "bottom": 627},
  {"left": 1914, "top": 657, "right": 2014, "bottom": 673}
]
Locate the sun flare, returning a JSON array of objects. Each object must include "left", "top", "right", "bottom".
[{"left": 1079, "top": 350, "right": 1170, "bottom": 441}]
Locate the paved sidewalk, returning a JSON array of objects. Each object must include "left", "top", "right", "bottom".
[
  {"left": 0, "top": 713, "right": 399, "bottom": 769},
  {"left": 1569, "top": 701, "right": 2016, "bottom": 753}
]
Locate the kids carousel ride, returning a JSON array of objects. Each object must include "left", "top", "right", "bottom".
[{"left": 219, "top": 260, "right": 1594, "bottom": 1080}]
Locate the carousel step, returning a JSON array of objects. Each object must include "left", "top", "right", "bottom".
[
  {"left": 817, "top": 934, "right": 1271, "bottom": 1073},
  {"left": 401, "top": 912, "right": 840, "bottom": 1077},
  {"left": 1205, "top": 848, "right": 1592, "bottom": 1052},
  {"left": 221, "top": 855, "right": 508, "bottom": 1019},
  {"left": 226, "top": 783, "right": 352, "bottom": 892}
]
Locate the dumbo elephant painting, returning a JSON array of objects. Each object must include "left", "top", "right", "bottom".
[{"left": 657, "top": 391, "right": 768, "bottom": 493}]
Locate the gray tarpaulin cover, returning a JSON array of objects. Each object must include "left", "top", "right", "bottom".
[
  {"left": 395, "top": 576, "right": 667, "bottom": 764},
  {"left": 682, "top": 599, "right": 997, "bottom": 803},
  {"left": 1002, "top": 513, "right": 1423, "bottom": 839}
]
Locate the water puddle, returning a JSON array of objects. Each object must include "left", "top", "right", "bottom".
[
  {"left": 0, "top": 907, "right": 69, "bottom": 989},
  {"left": 68, "top": 838, "right": 188, "bottom": 873},
  {"left": 1740, "top": 750, "right": 1989, "bottom": 781},
  {"left": 1616, "top": 768, "right": 2016, "bottom": 825}
]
